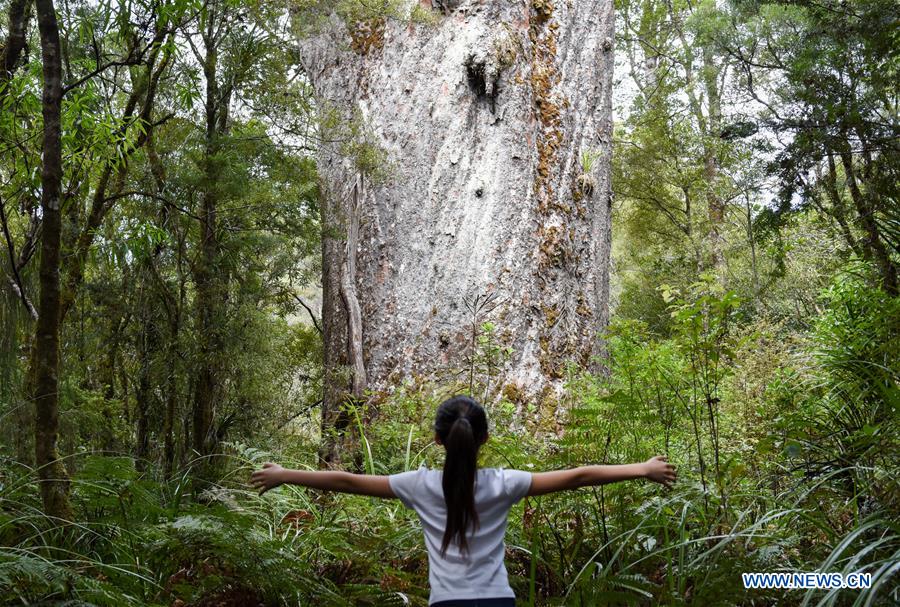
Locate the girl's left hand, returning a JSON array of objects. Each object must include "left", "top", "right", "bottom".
[
  {"left": 250, "top": 462, "right": 285, "bottom": 495},
  {"left": 643, "top": 455, "right": 677, "bottom": 488}
]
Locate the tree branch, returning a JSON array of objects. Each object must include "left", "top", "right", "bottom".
[
  {"left": 292, "top": 293, "right": 322, "bottom": 334},
  {"left": 0, "top": 194, "right": 37, "bottom": 319}
]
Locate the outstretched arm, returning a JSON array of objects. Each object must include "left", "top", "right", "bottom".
[
  {"left": 527, "top": 456, "right": 676, "bottom": 497},
  {"left": 249, "top": 463, "right": 395, "bottom": 498}
]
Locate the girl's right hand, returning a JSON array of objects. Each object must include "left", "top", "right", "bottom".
[
  {"left": 250, "top": 462, "right": 285, "bottom": 495},
  {"left": 643, "top": 455, "right": 677, "bottom": 488}
]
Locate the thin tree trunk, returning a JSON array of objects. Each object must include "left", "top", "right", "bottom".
[
  {"left": 134, "top": 280, "right": 159, "bottom": 470},
  {"left": 701, "top": 48, "right": 725, "bottom": 279},
  {"left": 192, "top": 171, "right": 219, "bottom": 466},
  {"left": 191, "top": 3, "right": 229, "bottom": 479},
  {"left": 745, "top": 194, "right": 759, "bottom": 301},
  {"left": 163, "top": 307, "right": 179, "bottom": 478},
  {"left": 1, "top": 0, "right": 31, "bottom": 81},
  {"left": 31, "top": 0, "right": 72, "bottom": 521},
  {"left": 674, "top": 7, "right": 726, "bottom": 279},
  {"left": 192, "top": 174, "right": 218, "bottom": 461},
  {"left": 823, "top": 154, "right": 864, "bottom": 258},
  {"left": 839, "top": 150, "right": 899, "bottom": 295}
]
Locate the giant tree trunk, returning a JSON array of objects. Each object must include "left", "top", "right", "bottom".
[
  {"left": 31, "top": 0, "right": 72, "bottom": 521},
  {"left": 300, "top": 0, "right": 615, "bottom": 460}
]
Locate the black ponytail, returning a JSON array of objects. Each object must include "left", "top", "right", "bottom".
[{"left": 435, "top": 395, "right": 488, "bottom": 557}]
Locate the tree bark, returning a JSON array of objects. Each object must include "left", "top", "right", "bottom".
[
  {"left": 191, "top": 2, "right": 230, "bottom": 477},
  {"left": 299, "top": 0, "right": 615, "bottom": 452},
  {"left": 821, "top": 154, "right": 863, "bottom": 258},
  {"left": 317, "top": 175, "right": 354, "bottom": 466},
  {"left": 672, "top": 4, "right": 726, "bottom": 280},
  {"left": 31, "top": 0, "right": 72, "bottom": 521},
  {"left": 701, "top": 46, "right": 726, "bottom": 278},
  {"left": 1, "top": 0, "right": 31, "bottom": 82},
  {"left": 163, "top": 304, "right": 180, "bottom": 478},
  {"left": 839, "top": 149, "right": 899, "bottom": 295},
  {"left": 341, "top": 174, "right": 367, "bottom": 401}
]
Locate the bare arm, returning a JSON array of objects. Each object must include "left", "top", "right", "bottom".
[
  {"left": 249, "top": 463, "right": 396, "bottom": 499},
  {"left": 527, "top": 456, "right": 676, "bottom": 496}
]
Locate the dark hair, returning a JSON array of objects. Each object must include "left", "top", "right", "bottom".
[{"left": 434, "top": 395, "right": 488, "bottom": 557}]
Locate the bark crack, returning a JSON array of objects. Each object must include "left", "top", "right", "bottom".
[{"left": 341, "top": 173, "right": 368, "bottom": 399}]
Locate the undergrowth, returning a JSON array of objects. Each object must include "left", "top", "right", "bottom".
[{"left": 1, "top": 274, "right": 898, "bottom": 606}]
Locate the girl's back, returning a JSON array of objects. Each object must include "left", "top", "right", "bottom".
[
  {"left": 250, "top": 394, "right": 675, "bottom": 606},
  {"left": 390, "top": 466, "right": 532, "bottom": 604}
]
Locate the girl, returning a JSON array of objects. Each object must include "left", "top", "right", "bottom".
[{"left": 250, "top": 394, "right": 676, "bottom": 606}]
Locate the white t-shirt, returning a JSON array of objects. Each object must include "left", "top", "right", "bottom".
[{"left": 388, "top": 465, "right": 533, "bottom": 605}]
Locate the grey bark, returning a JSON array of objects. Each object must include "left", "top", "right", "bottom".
[
  {"left": 299, "top": 0, "right": 614, "bottom": 442},
  {"left": 341, "top": 173, "right": 367, "bottom": 399}
]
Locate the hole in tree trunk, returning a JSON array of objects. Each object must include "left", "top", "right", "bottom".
[
  {"left": 465, "top": 55, "right": 498, "bottom": 113},
  {"left": 466, "top": 59, "right": 487, "bottom": 97}
]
